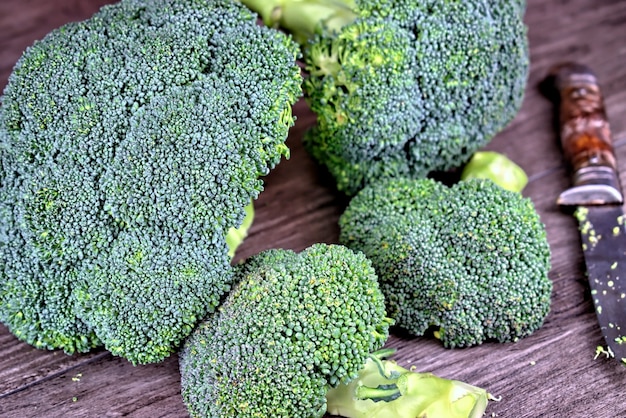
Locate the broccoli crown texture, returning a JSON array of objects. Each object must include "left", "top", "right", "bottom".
[
  {"left": 302, "top": 0, "right": 529, "bottom": 195},
  {"left": 303, "top": 17, "right": 423, "bottom": 194},
  {"left": 179, "top": 243, "right": 391, "bottom": 418},
  {"left": 339, "top": 177, "right": 552, "bottom": 348},
  {"left": 0, "top": 0, "right": 301, "bottom": 364}
]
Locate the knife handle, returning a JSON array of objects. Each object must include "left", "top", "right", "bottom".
[{"left": 550, "top": 62, "right": 623, "bottom": 206}]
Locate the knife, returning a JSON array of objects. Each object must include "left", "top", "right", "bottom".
[{"left": 548, "top": 62, "right": 626, "bottom": 365}]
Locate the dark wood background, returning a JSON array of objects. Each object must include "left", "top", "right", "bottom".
[{"left": 1, "top": 0, "right": 626, "bottom": 417}]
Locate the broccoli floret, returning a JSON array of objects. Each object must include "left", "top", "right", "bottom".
[
  {"left": 339, "top": 177, "right": 552, "bottom": 348},
  {"left": 326, "top": 348, "right": 491, "bottom": 418},
  {"left": 0, "top": 0, "right": 301, "bottom": 364},
  {"left": 241, "top": 0, "right": 529, "bottom": 195},
  {"left": 303, "top": 17, "right": 424, "bottom": 194},
  {"left": 179, "top": 243, "right": 391, "bottom": 417}
]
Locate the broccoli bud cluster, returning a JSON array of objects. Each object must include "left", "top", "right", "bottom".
[
  {"left": 180, "top": 244, "right": 391, "bottom": 418},
  {"left": 0, "top": 0, "right": 302, "bottom": 364},
  {"left": 339, "top": 177, "right": 552, "bottom": 348},
  {"left": 303, "top": 0, "right": 529, "bottom": 195}
]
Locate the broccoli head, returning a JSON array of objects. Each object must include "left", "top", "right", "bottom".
[
  {"left": 0, "top": 0, "right": 301, "bottom": 364},
  {"left": 241, "top": 0, "right": 529, "bottom": 195},
  {"left": 303, "top": 16, "right": 424, "bottom": 194},
  {"left": 339, "top": 177, "right": 552, "bottom": 348},
  {"left": 179, "top": 243, "right": 391, "bottom": 417}
]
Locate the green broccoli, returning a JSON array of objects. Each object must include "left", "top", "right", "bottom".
[
  {"left": 179, "top": 243, "right": 492, "bottom": 417},
  {"left": 0, "top": 0, "right": 302, "bottom": 364},
  {"left": 326, "top": 348, "right": 490, "bottom": 418},
  {"left": 179, "top": 243, "right": 391, "bottom": 417},
  {"left": 241, "top": 0, "right": 529, "bottom": 195},
  {"left": 339, "top": 177, "right": 552, "bottom": 348}
]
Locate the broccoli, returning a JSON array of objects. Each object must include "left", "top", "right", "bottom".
[
  {"left": 0, "top": 0, "right": 302, "bottom": 364},
  {"left": 326, "top": 348, "right": 490, "bottom": 418},
  {"left": 338, "top": 177, "right": 552, "bottom": 348},
  {"left": 179, "top": 243, "right": 391, "bottom": 417},
  {"left": 241, "top": 0, "right": 529, "bottom": 195},
  {"left": 179, "top": 243, "right": 493, "bottom": 417}
]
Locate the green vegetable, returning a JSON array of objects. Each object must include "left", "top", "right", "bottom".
[
  {"left": 0, "top": 0, "right": 302, "bottom": 364},
  {"left": 461, "top": 151, "right": 529, "bottom": 193},
  {"left": 339, "top": 177, "right": 552, "bottom": 348},
  {"left": 179, "top": 243, "right": 391, "bottom": 417},
  {"left": 241, "top": 0, "right": 358, "bottom": 45},
  {"left": 242, "top": 0, "right": 530, "bottom": 195},
  {"left": 225, "top": 201, "right": 255, "bottom": 259},
  {"left": 594, "top": 345, "right": 614, "bottom": 360},
  {"left": 326, "top": 348, "right": 490, "bottom": 418}
]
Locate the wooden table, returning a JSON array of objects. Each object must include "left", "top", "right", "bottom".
[{"left": 1, "top": 0, "right": 625, "bottom": 417}]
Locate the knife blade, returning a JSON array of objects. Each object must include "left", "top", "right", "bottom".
[{"left": 549, "top": 62, "right": 626, "bottom": 365}]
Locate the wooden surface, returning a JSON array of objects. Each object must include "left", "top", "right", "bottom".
[{"left": 1, "top": 0, "right": 626, "bottom": 417}]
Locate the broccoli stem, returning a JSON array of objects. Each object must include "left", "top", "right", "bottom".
[
  {"left": 225, "top": 201, "right": 255, "bottom": 259},
  {"left": 460, "top": 151, "right": 528, "bottom": 193},
  {"left": 239, "top": 0, "right": 358, "bottom": 45},
  {"left": 355, "top": 385, "right": 401, "bottom": 402},
  {"left": 326, "top": 348, "right": 490, "bottom": 418}
]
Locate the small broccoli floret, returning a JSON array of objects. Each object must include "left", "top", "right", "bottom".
[
  {"left": 74, "top": 231, "right": 232, "bottom": 364},
  {"left": 179, "top": 243, "right": 391, "bottom": 417},
  {"left": 303, "top": 17, "right": 424, "bottom": 194},
  {"left": 339, "top": 177, "right": 552, "bottom": 348},
  {"left": 0, "top": 174, "right": 98, "bottom": 353},
  {"left": 241, "top": 0, "right": 529, "bottom": 195},
  {"left": 0, "top": 0, "right": 301, "bottom": 363},
  {"left": 326, "top": 348, "right": 490, "bottom": 418}
]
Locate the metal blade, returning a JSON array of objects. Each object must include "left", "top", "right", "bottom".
[{"left": 576, "top": 204, "right": 626, "bottom": 363}]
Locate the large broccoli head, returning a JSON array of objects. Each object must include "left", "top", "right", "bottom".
[
  {"left": 179, "top": 243, "right": 391, "bottom": 418},
  {"left": 0, "top": 0, "right": 302, "bottom": 364},
  {"left": 302, "top": 0, "right": 529, "bottom": 195},
  {"left": 339, "top": 177, "right": 552, "bottom": 348}
]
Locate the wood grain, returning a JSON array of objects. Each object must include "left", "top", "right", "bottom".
[{"left": 1, "top": 0, "right": 626, "bottom": 417}]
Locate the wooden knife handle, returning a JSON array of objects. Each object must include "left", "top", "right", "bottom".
[{"left": 550, "top": 62, "right": 623, "bottom": 205}]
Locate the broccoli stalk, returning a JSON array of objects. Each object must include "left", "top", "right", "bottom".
[
  {"left": 461, "top": 151, "right": 529, "bottom": 193},
  {"left": 225, "top": 201, "right": 255, "bottom": 259},
  {"left": 326, "top": 348, "right": 490, "bottom": 418},
  {"left": 240, "top": 0, "right": 357, "bottom": 44}
]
